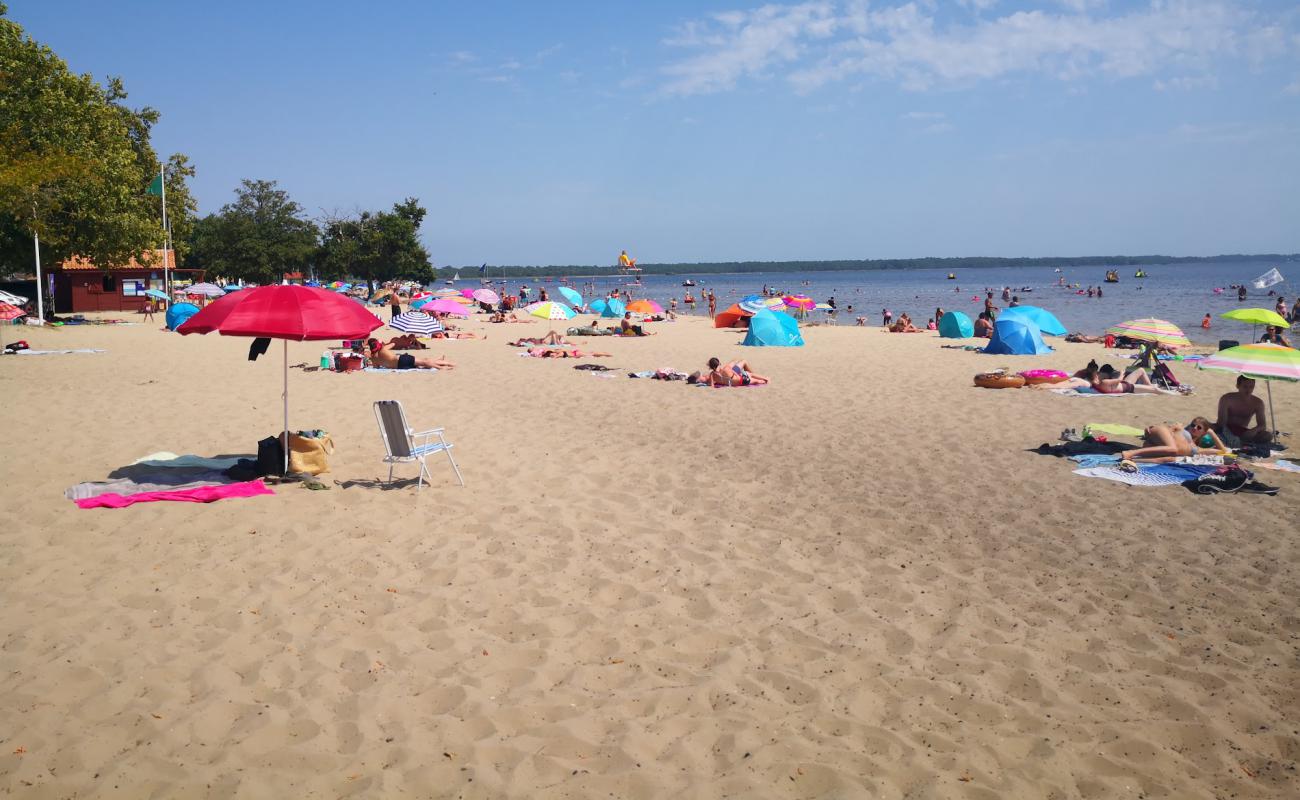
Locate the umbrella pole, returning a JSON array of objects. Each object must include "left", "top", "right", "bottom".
[
  {"left": 1267, "top": 380, "right": 1277, "bottom": 447},
  {"left": 283, "top": 339, "right": 290, "bottom": 475}
]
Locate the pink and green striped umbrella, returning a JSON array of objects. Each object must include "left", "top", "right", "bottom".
[
  {"left": 1197, "top": 342, "right": 1300, "bottom": 382},
  {"left": 1104, "top": 318, "right": 1191, "bottom": 348},
  {"left": 1198, "top": 342, "right": 1300, "bottom": 445},
  {"left": 782, "top": 294, "right": 815, "bottom": 310}
]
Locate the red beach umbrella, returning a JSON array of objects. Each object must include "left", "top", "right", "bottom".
[{"left": 178, "top": 285, "right": 383, "bottom": 472}]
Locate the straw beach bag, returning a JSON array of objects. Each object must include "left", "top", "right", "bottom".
[{"left": 281, "top": 431, "right": 336, "bottom": 476}]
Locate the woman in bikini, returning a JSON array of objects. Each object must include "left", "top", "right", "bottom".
[
  {"left": 705, "top": 357, "right": 770, "bottom": 386},
  {"left": 1120, "top": 417, "right": 1226, "bottom": 460},
  {"left": 509, "top": 331, "right": 570, "bottom": 346},
  {"left": 525, "top": 347, "right": 610, "bottom": 358}
]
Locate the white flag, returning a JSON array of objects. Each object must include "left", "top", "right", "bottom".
[{"left": 1250, "top": 267, "right": 1284, "bottom": 290}]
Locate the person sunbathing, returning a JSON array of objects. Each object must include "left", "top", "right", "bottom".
[
  {"left": 367, "top": 339, "right": 455, "bottom": 370},
  {"left": 705, "top": 357, "right": 769, "bottom": 386},
  {"left": 1120, "top": 417, "right": 1226, "bottom": 461},
  {"left": 525, "top": 346, "right": 610, "bottom": 358},
  {"left": 1048, "top": 367, "right": 1168, "bottom": 394},
  {"left": 509, "top": 331, "right": 569, "bottom": 346},
  {"left": 1064, "top": 333, "right": 1104, "bottom": 343},
  {"left": 430, "top": 330, "right": 484, "bottom": 340},
  {"left": 386, "top": 334, "right": 427, "bottom": 350}
]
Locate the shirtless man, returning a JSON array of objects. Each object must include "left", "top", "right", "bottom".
[
  {"left": 1214, "top": 376, "right": 1270, "bottom": 444},
  {"left": 367, "top": 339, "right": 455, "bottom": 370}
]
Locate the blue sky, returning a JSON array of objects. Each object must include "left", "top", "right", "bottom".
[{"left": 12, "top": 1, "right": 1300, "bottom": 265}]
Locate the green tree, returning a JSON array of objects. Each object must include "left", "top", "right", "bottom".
[
  {"left": 317, "top": 198, "right": 434, "bottom": 292},
  {"left": 189, "top": 179, "right": 319, "bottom": 284},
  {"left": 0, "top": 4, "right": 195, "bottom": 272}
]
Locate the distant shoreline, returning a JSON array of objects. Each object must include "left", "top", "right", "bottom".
[{"left": 444, "top": 253, "right": 1297, "bottom": 279}]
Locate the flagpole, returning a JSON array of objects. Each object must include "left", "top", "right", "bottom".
[
  {"left": 159, "top": 166, "right": 171, "bottom": 299},
  {"left": 32, "top": 214, "right": 44, "bottom": 324}
]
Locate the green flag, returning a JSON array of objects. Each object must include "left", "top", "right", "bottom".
[{"left": 146, "top": 173, "right": 163, "bottom": 196}]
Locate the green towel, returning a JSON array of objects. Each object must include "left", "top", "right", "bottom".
[{"left": 1086, "top": 423, "right": 1145, "bottom": 438}]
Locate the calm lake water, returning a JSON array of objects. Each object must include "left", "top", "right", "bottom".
[{"left": 491, "top": 261, "right": 1297, "bottom": 345}]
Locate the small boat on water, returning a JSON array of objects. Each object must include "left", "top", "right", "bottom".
[
  {"left": 1104, "top": 270, "right": 1120, "bottom": 283},
  {"left": 682, "top": 279, "right": 696, "bottom": 287},
  {"left": 947, "top": 273, "right": 957, "bottom": 280},
  {"left": 1134, "top": 270, "right": 1148, "bottom": 278}
]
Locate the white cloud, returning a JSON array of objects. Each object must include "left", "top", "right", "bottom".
[
  {"left": 902, "top": 110, "right": 945, "bottom": 119},
  {"left": 657, "top": 1, "right": 1296, "bottom": 96},
  {"left": 447, "top": 50, "right": 477, "bottom": 64},
  {"left": 660, "top": 2, "right": 843, "bottom": 96},
  {"left": 1283, "top": 79, "right": 1300, "bottom": 95},
  {"left": 923, "top": 121, "right": 954, "bottom": 133},
  {"left": 1153, "top": 75, "right": 1218, "bottom": 91}
]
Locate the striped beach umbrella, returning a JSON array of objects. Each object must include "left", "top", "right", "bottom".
[
  {"left": 1198, "top": 343, "right": 1300, "bottom": 444},
  {"left": 390, "top": 311, "right": 441, "bottom": 335},
  {"left": 0, "top": 302, "right": 25, "bottom": 321},
  {"left": 783, "top": 294, "right": 815, "bottom": 310},
  {"left": 187, "top": 282, "right": 225, "bottom": 297},
  {"left": 762, "top": 296, "right": 786, "bottom": 309},
  {"left": 1104, "top": 318, "right": 1191, "bottom": 348},
  {"left": 738, "top": 296, "right": 767, "bottom": 314}
]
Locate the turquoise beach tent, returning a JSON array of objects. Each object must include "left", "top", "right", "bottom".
[
  {"left": 742, "top": 309, "right": 804, "bottom": 347},
  {"left": 590, "top": 297, "right": 626, "bottom": 318},
  {"left": 938, "top": 311, "right": 974, "bottom": 338},
  {"left": 166, "top": 302, "right": 200, "bottom": 331},
  {"left": 984, "top": 316, "right": 1053, "bottom": 355},
  {"left": 999, "top": 305, "right": 1067, "bottom": 336}
]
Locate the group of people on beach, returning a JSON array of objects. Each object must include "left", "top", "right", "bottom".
[{"left": 1119, "top": 376, "right": 1273, "bottom": 460}]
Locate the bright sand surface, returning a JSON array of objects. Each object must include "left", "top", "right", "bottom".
[{"left": 1, "top": 312, "right": 1296, "bottom": 799}]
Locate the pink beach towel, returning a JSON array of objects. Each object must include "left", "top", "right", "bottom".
[{"left": 75, "top": 480, "right": 274, "bottom": 509}]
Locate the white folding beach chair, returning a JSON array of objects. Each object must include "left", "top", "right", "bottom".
[{"left": 373, "top": 400, "right": 464, "bottom": 490}]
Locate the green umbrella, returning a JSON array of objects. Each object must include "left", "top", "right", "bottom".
[{"left": 1221, "top": 307, "right": 1291, "bottom": 344}]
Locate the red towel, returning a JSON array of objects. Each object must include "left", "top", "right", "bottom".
[{"left": 75, "top": 480, "right": 274, "bottom": 509}]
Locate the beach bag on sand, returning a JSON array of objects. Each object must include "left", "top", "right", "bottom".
[{"left": 281, "top": 431, "right": 335, "bottom": 476}]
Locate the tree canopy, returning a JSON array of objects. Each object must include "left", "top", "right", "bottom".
[
  {"left": 188, "top": 179, "right": 319, "bottom": 285},
  {"left": 0, "top": 3, "right": 195, "bottom": 272},
  {"left": 317, "top": 198, "right": 434, "bottom": 291}
]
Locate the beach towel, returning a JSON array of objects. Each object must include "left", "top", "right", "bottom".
[
  {"left": 66, "top": 473, "right": 233, "bottom": 500},
  {"left": 74, "top": 479, "right": 273, "bottom": 509},
  {"left": 10, "top": 348, "right": 105, "bottom": 355},
  {"left": 1072, "top": 464, "right": 1214, "bottom": 487},
  {"left": 1253, "top": 459, "right": 1300, "bottom": 473},
  {"left": 1051, "top": 388, "right": 1151, "bottom": 397},
  {"left": 131, "top": 452, "right": 245, "bottom": 470},
  {"left": 1085, "top": 424, "right": 1145, "bottom": 438},
  {"left": 363, "top": 366, "right": 438, "bottom": 373},
  {"left": 1069, "top": 454, "right": 1123, "bottom": 469}
]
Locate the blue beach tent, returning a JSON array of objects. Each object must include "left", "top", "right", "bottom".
[
  {"left": 590, "top": 297, "right": 626, "bottom": 318},
  {"left": 742, "top": 309, "right": 804, "bottom": 347},
  {"left": 166, "top": 302, "right": 200, "bottom": 331},
  {"left": 983, "top": 316, "right": 1053, "bottom": 355},
  {"left": 938, "top": 311, "right": 974, "bottom": 338},
  {"left": 999, "top": 305, "right": 1067, "bottom": 336}
]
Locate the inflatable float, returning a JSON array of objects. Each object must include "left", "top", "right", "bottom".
[
  {"left": 1018, "top": 369, "right": 1068, "bottom": 385},
  {"left": 974, "top": 372, "right": 1026, "bottom": 389}
]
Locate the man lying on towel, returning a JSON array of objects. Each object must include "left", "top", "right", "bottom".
[{"left": 367, "top": 338, "right": 455, "bottom": 370}]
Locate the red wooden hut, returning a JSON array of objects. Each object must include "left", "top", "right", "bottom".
[{"left": 52, "top": 250, "right": 203, "bottom": 313}]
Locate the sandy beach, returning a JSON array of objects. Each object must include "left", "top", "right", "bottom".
[{"left": 0, "top": 312, "right": 1296, "bottom": 799}]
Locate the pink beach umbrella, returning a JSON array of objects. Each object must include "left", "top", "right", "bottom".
[
  {"left": 782, "top": 294, "right": 815, "bottom": 311},
  {"left": 472, "top": 288, "right": 500, "bottom": 305},
  {"left": 422, "top": 298, "right": 471, "bottom": 317}
]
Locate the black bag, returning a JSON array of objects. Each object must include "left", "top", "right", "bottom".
[{"left": 256, "top": 435, "right": 285, "bottom": 477}]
